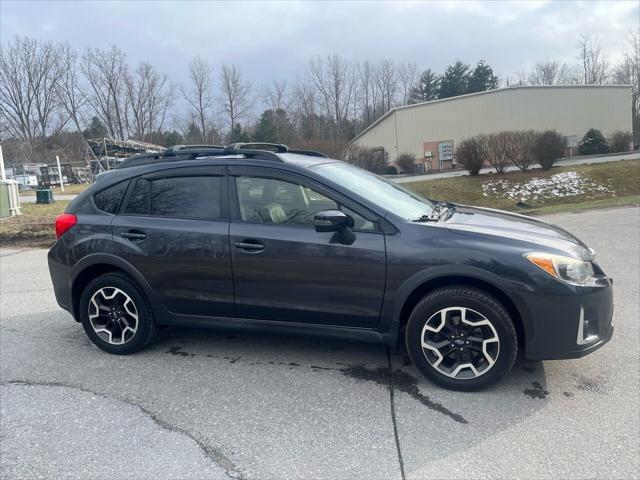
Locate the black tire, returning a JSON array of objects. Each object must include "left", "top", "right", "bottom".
[
  {"left": 405, "top": 286, "right": 517, "bottom": 391},
  {"left": 79, "top": 273, "right": 156, "bottom": 355}
]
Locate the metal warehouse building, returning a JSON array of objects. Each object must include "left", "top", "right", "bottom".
[{"left": 352, "top": 85, "right": 633, "bottom": 172}]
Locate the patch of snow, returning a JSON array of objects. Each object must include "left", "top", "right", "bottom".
[{"left": 481, "top": 171, "right": 609, "bottom": 201}]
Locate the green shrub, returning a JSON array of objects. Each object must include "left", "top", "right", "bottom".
[
  {"left": 579, "top": 128, "right": 609, "bottom": 155},
  {"left": 532, "top": 130, "right": 565, "bottom": 170},
  {"left": 384, "top": 165, "right": 398, "bottom": 175}
]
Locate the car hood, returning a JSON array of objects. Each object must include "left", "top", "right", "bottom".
[{"left": 439, "top": 205, "right": 593, "bottom": 259}]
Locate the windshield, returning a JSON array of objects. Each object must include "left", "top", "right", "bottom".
[{"left": 312, "top": 162, "right": 434, "bottom": 220}]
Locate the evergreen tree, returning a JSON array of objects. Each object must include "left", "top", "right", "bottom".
[
  {"left": 83, "top": 117, "right": 108, "bottom": 139},
  {"left": 578, "top": 128, "right": 610, "bottom": 155},
  {"left": 229, "top": 123, "right": 251, "bottom": 143},
  {"left": 408, "top": 69, "right": 440, "bottom": 104},
  {"left": 467, "top": 60, "right": 499, "bottom": 93},
  {"left": 438, "top": 60, "right": 470, "bottom": 99},
  {"left": 184, "top": 122, "right": 203, "bottom": 144},
  {"left": 163, "top": 130, "right": 185, "bottom": 147},
  {"left": 253, "top": 109, "right": 295, "bottom": 144}
]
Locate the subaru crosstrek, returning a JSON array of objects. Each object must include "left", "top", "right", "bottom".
[{"left": 48, "top": 143, "right": 614, "bottom": 390}]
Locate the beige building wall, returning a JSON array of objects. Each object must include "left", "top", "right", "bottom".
[{"left": 353, "top": 85, "right": 633, "bottom": 166}]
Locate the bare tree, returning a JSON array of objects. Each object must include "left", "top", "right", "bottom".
[
  {"left": 181, "top": 57, "right": 215, "bottom": 143},
  {"left": 57, "top": 44, "right": 87, "bottom": 136},
  {"left": 292, "top": 78, "right": 319, "bottom": 139},
  {"left": 0, "top": 36, "right": 63, "bottom": 151},
  {"left": 511, "top": 130, "right": 537, "bottom": 171},
  {"left": 357, "top": 60, "right": 381, "bottom": 128},
  {"left": 218, "top": 63, "right": 252, "bottom": 135},
  {"left": 376, "top": 59, "right": 398, "bottom": 113},
  {"left": 308, "top": 54, "right": 356, "bottom": 140},
  {"left": 613, "top": 30, "right": 639, "bottom": 145},
  {"left": 81, "top": 46, "right": 129, "bottom": 140},
  {"left": 125, "top": 62, "right": 173, "bottom": 141},
  {"left": 484, "top": 132, "right": 513, "bottom": 174},
  {"left": 577, "top": 33, "right": 609, "bottom": 84},
  {"left": 527, "top": 60, "right": 571, "bottom": 85},
  {"left": 260, "top": 79, "right": 290, "bottom": 112},
  {"left": 397, "top": 61, "right": 418, "bottom": 105}
]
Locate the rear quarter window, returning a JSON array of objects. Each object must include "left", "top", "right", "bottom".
[{"left": 93, "top": 181, "right": 129, "bottom": 214}]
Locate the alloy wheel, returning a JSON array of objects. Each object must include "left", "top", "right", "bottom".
[
  {"left": 88, "top": 287, "right": 139, "bottom": 345},
  {"left": 421, "top": 307, "right": 500, "bottom": 379}
]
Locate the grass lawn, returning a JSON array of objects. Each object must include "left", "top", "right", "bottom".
[
  {"left": 0, "top": 201, "right": 69, "bottom": 248},
  {"left": 20, "top": 183, "right": 91, "bottom": 196},
  {"left": 404, "top": 159, "right": 640, "bottom": 214}
]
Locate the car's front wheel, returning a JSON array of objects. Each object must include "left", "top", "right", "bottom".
[
  {"left": 405, "top": 286, "right": 517, "bottom": 391},
  {"left": 79, "top": 273, "right": 156, "bottom": 354}
]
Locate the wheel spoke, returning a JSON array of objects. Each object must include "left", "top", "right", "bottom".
[
  {"left": 421, "top": 306, "right": 500, "bottom": 380},
  {"left": 88, "top": 287, "right": 139, "bottom": 345}
]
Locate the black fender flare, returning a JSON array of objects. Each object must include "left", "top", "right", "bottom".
[
  {"left": 388, "top": 265, "right": 534, "bottom": 344},
  {"left": 70, "top": 254, "right": 161, "bottom": 310}
]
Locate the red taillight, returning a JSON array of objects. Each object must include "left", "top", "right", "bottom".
[{"left": 55, "top": 213, "right": 77, "bottom": 239}]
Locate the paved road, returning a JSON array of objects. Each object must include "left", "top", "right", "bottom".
[
  {"left": 1, "top": 207, "right": 639, "bottom": 479},
  {"left": 18, "top": 194, "right": 78, "bottom": 204},
  {"left": 393, "top": 151, "right": 640, "bottom": 184}
]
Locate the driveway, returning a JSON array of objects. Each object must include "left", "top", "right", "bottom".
[{"left": 1, "top": 207, "right": 638, "bottom": 479}]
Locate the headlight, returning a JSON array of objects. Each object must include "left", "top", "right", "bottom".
[{"left": 525, "top": 252, "right": 594, "bottom": 286}]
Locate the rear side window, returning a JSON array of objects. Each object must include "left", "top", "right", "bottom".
[
  {"left": 125, "top": 176, "right": 222, "bottom": 220},
  {"left": 93, "top": 181, "right": 128, "bottom": 214}
]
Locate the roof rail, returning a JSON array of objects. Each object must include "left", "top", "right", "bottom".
[
  {"left": 115, "top": 143, "right": 334, "bottom": 169},
  {"left": 288, "top": 149, "right": 328, "bottom": 158},
  {"left": 116, "top": 145, "right": 285, "bottom": 169},
  {"left": 165, "top": 144, "right": 224, "bottom": 155},
  {"left": 226, "top": 142, "right": 288, "bottom": 153},
  {"left": 223, "top": 148, "right": 285, "bottom": 162}
]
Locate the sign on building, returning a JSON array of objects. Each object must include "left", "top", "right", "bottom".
[{"left": 438, "top": 142, "right": 453, "bottom": 161}]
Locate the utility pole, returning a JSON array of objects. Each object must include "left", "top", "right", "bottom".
[
  {"left": 56, "top": 155, "right": 65, "bottom": 191},
  {"left": 0, "top": 144, "right": 6, "bottom": 180}
]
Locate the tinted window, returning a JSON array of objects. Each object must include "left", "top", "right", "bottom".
[
  {"left": 236, "top": 177, "right": 374, "bottom": 230},
  {"left": 125, "top": 176, "right": 222, "bottom": 219},
  {"left": 93, "top": 181, "right": 128, "bottom": 214}
]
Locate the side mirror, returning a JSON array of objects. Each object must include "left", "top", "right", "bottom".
[{"left": 314, "top": 210, "right": 352, "bottom": 232}]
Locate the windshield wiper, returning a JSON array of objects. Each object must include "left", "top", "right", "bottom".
[
  {"left": 412, "top": 202, "right": 456, "bottom": 223},
  {"left": 412, "top": 213, "right": 439, "bottom": 223}
]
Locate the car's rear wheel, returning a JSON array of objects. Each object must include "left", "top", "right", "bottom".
[
  {"left": 79, "top": 273, "right": 156, "bottom": 354},
  {"left": 405, "top": 286, "right": 517, "bottom": 391}
]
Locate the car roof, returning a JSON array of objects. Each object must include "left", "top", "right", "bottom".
[
  {"left": 114, "top": 143, "right": 331, "bottom": 170},
  {"left": 94, "top": 153, "right": 340, "bottom": 187}
]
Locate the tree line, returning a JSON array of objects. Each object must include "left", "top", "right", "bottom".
[{"left": 0, "top": 31, "right": 637, "bottom": 166}]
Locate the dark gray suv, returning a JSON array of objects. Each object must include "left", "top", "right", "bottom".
[{"left": 48, "top": 144, "right": 614, "bottom": 390}]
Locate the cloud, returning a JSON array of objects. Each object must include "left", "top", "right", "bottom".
[{"left": 1, "top": 0, "right": 637, "bottom": 86}]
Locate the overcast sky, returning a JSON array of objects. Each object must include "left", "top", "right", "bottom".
[{"left": 1, "top": 0, "right": 638, "bottom": 87}]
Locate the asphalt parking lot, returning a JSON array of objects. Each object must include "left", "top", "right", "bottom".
[{"left": 1, "top": 206, "right": 639, "bottom": 480}]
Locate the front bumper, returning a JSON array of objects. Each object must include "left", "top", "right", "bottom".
[{"left": 520, "top": 277, "right": 614, "bottom": 361}]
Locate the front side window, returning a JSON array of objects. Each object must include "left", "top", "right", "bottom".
[
  {"left": 235, "top": 176, "right": 374, "bottom": 230},
  {"left": 125, "top": 176, "right": 222, "bottom": 220}
]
